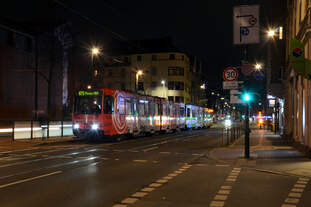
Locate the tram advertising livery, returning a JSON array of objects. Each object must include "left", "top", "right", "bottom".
[{"left": 72, "top": 88, "right": 213, "bottom": 139}]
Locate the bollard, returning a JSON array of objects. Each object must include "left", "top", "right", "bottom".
[
  {"left": 12, "top": 121, "right": 15, "bottom": 141},
  {"left": 30, "top": 120, "right": 33, "bottom": 140}
]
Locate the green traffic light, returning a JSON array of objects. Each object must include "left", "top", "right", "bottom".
[{"left": 242, "top": 93, "right": 252, "bottom": 102}]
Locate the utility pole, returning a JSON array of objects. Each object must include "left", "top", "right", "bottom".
[{"left": 245, "top": 102, "right": 250, "bottom": 158}]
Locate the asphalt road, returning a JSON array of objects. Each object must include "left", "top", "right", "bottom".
[{"left": 0, "top": 128, "right": 310, "bottom": 207}]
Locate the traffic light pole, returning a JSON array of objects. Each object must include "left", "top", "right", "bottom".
[{"left": 245, "top": 102, "right": 250, "bottom": 158}]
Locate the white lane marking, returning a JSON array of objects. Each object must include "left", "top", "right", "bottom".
[
  {"left": 149, "top": 183, "right": 162, "bottom": 187},
  {"left": 156, "top": 179, "right": 168, "bottom": 184},
  {"left": 115, "top": 158, "right": 120, "bottom": 161},
  {"left": 112, "top": 204, "right": 127, "bottom": 207},
  {"left": 281, "top": 204, "right": 296, "bottom": 207},
  {"left": 218, "top": 190, "right": 231, "bottom": 195},
  {"left": 216, "top": 164, "right": 230, "bottom": 167},
  {"left": 214, "top": 195, "right": 228, "bottom": 201},
  {"left": 133, "top": 160, "right": 148, "bottom": 163},
  {"left": 132, "top": 192, "right": 148, "bottom": 198},
  {"left": 160, "top": 152, "right": 171, "bottom": 154},
  {"left": 226, "top": 178, "right": 236, "bottom": 182},
  {"left": 192, "top": 153, "right": 203, "bottom": 156},
  {"left": 285, "top": 198, "right": 299, "bottom": 204},
  {"left": 174, "top": 170, "right": 183, "bottom": 174},
  {"left": 228, "top": 175, "right": 237, "bottom": 179},
  {"left": 141, "top": 187, "right": 154, "bottom": 192},
  {"left": 168, "top": 173, "right": 178, "bottom": 177},
  {"left": 297, "top": 181, "right": 307, "bottom": 184},
  {"left": 299, "top": 178, "right": 309, "bottom": 181},
  {"left": 143, "top": 146, "right": 159, "bottom": 152},
  {"left": 221, "top": 186, "right": 232, "bottom": 190},
  {"left": 121, "top": 198, "right": 138, "bottom": 204},
  {"left": 210, "top": 200, "right": 225, "bottom": 207},
  {"left": 230, "top": 172, "right": 239, "bottom": 176},
  {"left": 0, "top": 171, "right": 62, "bottom": 189},
  {"left": 288, "top": 193, "right": 302, "bottom": 198},
  {"left": 291, "top": 188, "right": 304, "bottom": 193},
  {"left": 101, "top": 157, "right": 110, "bottom": 160},
  {"left": 163, "top": 176, "right": 173, "bottom": 180},
  {"left": 293, "top": 184, "right": 306, "bottom": 188},
  {"left": 231, "top": 170, "right": 240, "bottom": 173},
  {"left": 233, "top": 168, "right": 241, "bottom": 170}
]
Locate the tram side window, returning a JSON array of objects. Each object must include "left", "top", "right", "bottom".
[
  {"left": 118, "top": 97, "right": 125, "bottom": 114},
  {"left": 180, "top": 107, "right": 185, "bottom": 117},
  {"left": 104, "top": 96, "right": 114, "bottom": 114},
  {"left": 145, "top": 102, "right": 149, "bottom": 116},
  {"left": 150, "top": 103, "right": 155, "bottom": 116},
  {"left": 187, "top": 108, "right": 191, "bottom": 117},
  {"left": 155, "top": 103, "right": 159, "bottom": 115},
  {"left": 126, "top": 100, "right": 133, "bottom": 115},
  {"left": 138, "top": 102, "right": 145, "bottom": 115}
]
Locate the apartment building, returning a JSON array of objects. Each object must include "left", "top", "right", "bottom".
[
  {"left": 285, "top": 0, "right": 311, "bottom": 156},
  {"left": 96, "top": 38, "right": 203, "bottom": 105}
]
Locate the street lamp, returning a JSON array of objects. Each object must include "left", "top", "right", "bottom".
[
  {"left": 161, "top": 80, "right": 166, "bottom": 97},
  {"left": 200, "top": 84, "right": 206, "bottom": 89},
  {"left": 255, "top": 63, "right": 262, "bottom": 70},
  {"left": 267, "top": 29, "right": 276, "bottom": 38},
  {"left": 91, "top": 47, "right": 100, "bottom": 55},
  {"left": 135, "top": 70, "right": 143, "bottom": 92}
]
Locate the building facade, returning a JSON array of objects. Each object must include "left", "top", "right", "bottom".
[
  {"left": 285, "top": 0, "right": 311, "bottom": 156},
  {"left": 97, "top": 50, "right": 203, "bottom": 105}
]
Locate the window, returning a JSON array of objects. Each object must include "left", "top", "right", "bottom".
[
  {"left": 126, "top": 100, "right": 132, "bottom": 115},
  {"left": 175, "top": 96, "right": 184, "bottom": 103},
  {"left": 151, "top": 67, "right": 157, "bottom": 75},
  {"left": 118, "top": 97, "right": 125, "bottom": 114},
  {"left": 155, "top": 103, "right": 159, "bottom": 115},
  {"left": 169, "top": 54, "right": 175, "bottom": 60},
  {"left": 152, "top": 55, "right": 157, "bottom": 61},
  {"left": 151, "top": 82, "right": 157, "bottom": 90},
  {"left": 0, "top": 28, "right": 9, "bottom": 45},
  {"left": 168, "top": 96, "right": 174, "bottom": 102},
  {"left": 168, "top": 81, "right": 174, "bottom": 90},
  {"left": 121, "top": 82, "right": 125, "bottom": 90},
  {"left": 187, "top": 108, "right": 191, "bottom": 117},
  {"left": 168, "top": 67, "right": 184, "bottom": 76},
  {"left": 150, "top": 103, "right": 155, "bottom": 116},
  {"left": 137, "top": 55, "right": 142, "bottom": 61},
  {"left": 175, "top": 82, "right": 184, "bottom": 90},
  {"left": 104, "top": 95, "right": 114, "bottom": 114},
  {"left": 138, "top": 82, "right": 144, "bottom": 91},
  {"left": 138, "top": 102, "right": 145, "bottom": 115},
  {"left": 180, "top": 107, "right": 185, "bottom": 116}
]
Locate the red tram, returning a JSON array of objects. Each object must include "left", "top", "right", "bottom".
[{"left": 72, "top": 88, "right": 212, "bottom": 139}]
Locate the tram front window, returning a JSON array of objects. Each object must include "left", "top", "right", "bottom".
[{"left": 74, "top": 91, "right": 102, "bottom": 114}]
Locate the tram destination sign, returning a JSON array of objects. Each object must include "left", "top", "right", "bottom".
[{"left": 78, "top": 91, "right": 100, "bottom": 96}]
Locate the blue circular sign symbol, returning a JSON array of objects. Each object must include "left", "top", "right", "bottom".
[
  {"left": 241, "top": 27, "right": 250, "bottom": 36},
  {"left": 253, "top": 70, "right": 265, "bottom": 80}
]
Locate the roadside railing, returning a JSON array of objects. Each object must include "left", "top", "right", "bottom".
[
  {"left": 0, "top": 120, "right": 73, "bottom": 141},
  {"left": 221, "top": 121, "right": 243, "bottom": 146}
]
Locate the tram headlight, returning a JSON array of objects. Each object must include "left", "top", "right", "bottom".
[
  {"left": 73, "top": 123, "right": 80, "bottom": 129},
  {"left": 91, "top": 123, "right": 99, "bottom": 130}
]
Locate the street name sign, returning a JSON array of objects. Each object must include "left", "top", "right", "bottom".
[
  {"left": 223, "top": 81, "right": 238, "bottom": 90},
  {"left": 223, "top": 67, "right": 239, "bottom": 81},
  {"left": 233, "top": 5, "right": 260, "bottom": 45},
  {"left": 230, "top": 90, "right": 243, "bottom": 104}
]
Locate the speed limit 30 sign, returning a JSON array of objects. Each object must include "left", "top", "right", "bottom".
[{"left": 223, "top": 67, "right": 239, "bottom": 81}]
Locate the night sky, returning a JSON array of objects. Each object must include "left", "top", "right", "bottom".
[{"left": 0, "top": 0, "right": 286, "bottom": 90}]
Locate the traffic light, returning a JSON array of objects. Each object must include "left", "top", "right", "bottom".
[{"left": 242, "top": 92, "right": 252, "bottom": 102}]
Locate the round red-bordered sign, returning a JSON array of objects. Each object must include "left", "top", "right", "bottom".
[{"left": 223, "top": 67, "right": 239, "bottom": 81}]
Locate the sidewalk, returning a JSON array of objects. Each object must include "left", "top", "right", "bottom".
[
  {"left": 0, "top": 136, "right": 77, "bottom": 152},
  {"left": 209, "top": 129, "right": 311, "bottom": 178}
]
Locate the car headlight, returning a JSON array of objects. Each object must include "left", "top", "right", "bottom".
[
  {"left": 73, "top": 123, "right": 80, "bottom": 129},
  {"left": 224, "top": 119, "right": 232, "bottom": 126},
  {"left": 91, "top": 123, "right": 99, "bottom": 130}
]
